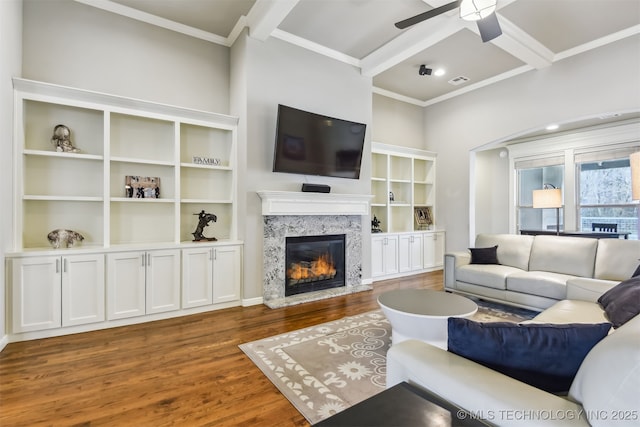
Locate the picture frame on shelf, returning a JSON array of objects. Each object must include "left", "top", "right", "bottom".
[
  {"left": 414, "top": 206, "right": 433, "bottom": 228},
  {"left": 125, "top": 176, "right": 160, "bottom": 199}
]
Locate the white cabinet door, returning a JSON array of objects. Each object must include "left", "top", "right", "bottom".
[
  {"left": 398, "top": 234, "right": 412, "bottom": 273},
  {"left": 182, "top": 247, "right": 213, "bottom": 308},
  {"left": 11, "top": 257, "right": 61, "bottom": 333},
  {"left": 62, "top": 254, "right": 105, "bottom": 327},
  {"left": 399, "top": 234, "right": 423, "bottom": 273},
  {"left": 410, "top": 233, "right": 424, "bottom": 271},
  {"left": 107, "top": 252, "right": 146, "bottom": 320},
  {"left": 433, "top": 232, "right": 445, "bottom": 267},
  {"left": 384, "top": 235, "right": 399, "bottom": 275},
  {"left": 371, "top": 236, "right": 386, "bottom": 277},
  {"left": 146, "top": 249, "right": 181, "bottom": 314},
  {"left": 424, "top": 232, "right": 445, "bottom": 268},
  {"left": 372, "top": 234, "right": 400, "bottom": 277},
  {"left": 213, "top": 245, "right": 242, "bottom": 304}
]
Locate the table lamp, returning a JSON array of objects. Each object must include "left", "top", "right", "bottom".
[{"left": 533, "top": 184, "right": 562, "bottom": 235}]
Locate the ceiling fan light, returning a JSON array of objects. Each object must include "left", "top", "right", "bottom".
[{"left": 460, "top": 0, "right": 497, "bottom": 21}]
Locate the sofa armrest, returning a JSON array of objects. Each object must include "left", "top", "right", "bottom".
[
  {"left": 566, "top": 278, "right": 618, "bottom": 303},
  {"left": 444, "top": 251, "right": 470, "bottom": 288},
  {"left": 387, "top": 340, "right": 590, "bottom": 427}
]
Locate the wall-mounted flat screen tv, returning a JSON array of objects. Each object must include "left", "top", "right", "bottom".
[{"left": 273, "top": 104, "right": 366, "bottom": 179}]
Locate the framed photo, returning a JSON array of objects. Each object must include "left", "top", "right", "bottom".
[
  {"left": 414, "top": 206, "right": 433, "bottom": 226},
  {"left": 125, "top": 176, "right": 160, "bottom": 199}
]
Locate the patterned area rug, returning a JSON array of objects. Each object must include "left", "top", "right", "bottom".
[{"left": 239, "top": 299, "right": 537, "bottom": 424}]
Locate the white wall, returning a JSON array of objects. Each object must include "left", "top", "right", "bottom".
[
  {"left": 238, "top": 34, "right": 373, "bottom": 300},
  {"left": 473, "top": 148, "right": 510, "bottom": 235},
  {"left": 372, "top": 94, "right": 424, "bottom": 149},
  {"left": 22, "top": 0, "right": 229, "bottom": 113},
  {"left": 0, "top": 0, "right": 22, "bottom": 349},
  {"left": 424, "top": 35, "right": 640, "bottom": 251}
]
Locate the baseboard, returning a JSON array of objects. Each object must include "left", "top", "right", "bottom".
[
  {"left": 0, "top": 334, "right": 8, "bottom": 352},
  {"left": 361, "top": 278, "right": 373, "bottom": 286},
  {"left": 242, "top": 296, "right": 263, "bottom": 307}
]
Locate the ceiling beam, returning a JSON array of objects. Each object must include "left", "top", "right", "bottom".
[
  {"left": 478, "top": 14, "right": 554, "bottom": 69},
  {"left": 360, "top": 14, "right": 464, "bottom": 77},
  {"left": 246, "top": 0, "right": 300, "bottom": 41}
]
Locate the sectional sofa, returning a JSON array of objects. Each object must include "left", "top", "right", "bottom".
[
  {"left": 444, "top": 233, "right": 640, "bottom": 310},
  {"left": 387, "top": 233, "right": 640, "bottom": 426}
]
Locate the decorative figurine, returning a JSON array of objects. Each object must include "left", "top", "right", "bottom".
[
  {"left": 371, "top": 215, "right": 383, "bottom": 233},
  {"left": 51, "top": 124, "right": 80, "bottom": 153},
  {"left": 389, "top": 191, "right": 395, "bottom": 202},
  {"left": 47, "top": 229, "right": 84, "bottom": 249},
  {"left": 192, "top": 210, "right": 217, "bottom": 242}
]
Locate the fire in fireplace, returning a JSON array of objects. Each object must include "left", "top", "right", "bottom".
[{"left": 285, "top": 234, "right": 346, "bottom": 296}]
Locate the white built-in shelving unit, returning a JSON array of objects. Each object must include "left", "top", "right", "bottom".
[
  {"left": 6, "top": 78, "right": 243, "bottom": 341},
  {"left": 370, "top": 142, "right": 445, "bottom": 280}
]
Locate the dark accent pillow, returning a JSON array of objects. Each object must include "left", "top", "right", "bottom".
[
  {"left": 469, "top": 245, "right": 498, "bottom": 264},
  {"left": 447, "top": 318, "right": 611, "bottom": 393},
  {"left": 597, "top": 276, "right": 640, "bottom": 328}
]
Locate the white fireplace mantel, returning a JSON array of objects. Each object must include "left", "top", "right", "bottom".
[{"left": 257, "top": 191, "right": 373, "bottom": 216}]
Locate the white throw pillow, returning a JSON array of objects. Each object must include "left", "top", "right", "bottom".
[{"left": 568, "top": 314, "right": 640, "bottom": 427}]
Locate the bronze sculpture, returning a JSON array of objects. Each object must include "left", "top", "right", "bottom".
[{"left": 192, "top": 210, "right": 217, "bottom": 241}]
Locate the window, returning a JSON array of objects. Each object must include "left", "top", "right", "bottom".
[
  {"left": 577, "top": 153, "right": 638, "bottom": 240},
  {"left": 516, "top": 161, "right": 564, "bottom": 232}
]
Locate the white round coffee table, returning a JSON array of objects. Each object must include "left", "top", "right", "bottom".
[{"left": 378, "top": 289, "right": 478, "bottom": 349}]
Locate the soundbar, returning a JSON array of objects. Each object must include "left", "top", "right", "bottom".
[{"left": 301, "top": 183, "right": 330, "bottom": 193}]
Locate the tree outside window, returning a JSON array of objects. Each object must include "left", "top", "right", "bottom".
[{"left": 578, "top": 158, "right": 638, "bottom": 239}]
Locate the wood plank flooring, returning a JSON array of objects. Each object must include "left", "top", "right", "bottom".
[{"left": 0, "top": 271, "right": 443, "bottom": 427}]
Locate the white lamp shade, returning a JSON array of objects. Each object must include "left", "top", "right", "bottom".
[
  {"left": 631, "top": 151, "right": 640, "bottom": 201},
  {"left": 460, "top": 0, "right": 497, "bottom": 21},
  {"left": 533, "top": 188, "right": 562, "bottom": 208}
]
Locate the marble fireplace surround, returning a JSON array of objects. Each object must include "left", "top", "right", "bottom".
[{"left": 257, "top": 191, "right": 373, "bottom": 308}]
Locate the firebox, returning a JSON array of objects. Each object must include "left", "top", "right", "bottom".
[{"left": 285, "top": 234, "right": 346, "bottom": 296}]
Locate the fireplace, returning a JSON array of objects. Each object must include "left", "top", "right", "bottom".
[
  {"left": 257, "top": 190, "right": 373, "bottom": 308},
  {"left": 285, "top": 234, "right": 346, "bottom": 296}
]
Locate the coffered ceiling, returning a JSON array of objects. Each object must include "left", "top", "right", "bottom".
[{"left": 81, "top": 0, "right": 639, "bottom": 107}]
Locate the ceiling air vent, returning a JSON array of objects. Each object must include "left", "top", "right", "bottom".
[{"left": 448, "top": 76, "right": 470, "bottom": 85}]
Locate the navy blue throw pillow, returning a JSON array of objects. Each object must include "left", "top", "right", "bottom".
[
  {"left": 447, "top": 318, "right": 611, "bottom": 393},
  {"left": 469, "top": 245, "right": 498, "bottom": 264},
  {"left": 598, "top": 276, "right": 640, "bottom": 328}
]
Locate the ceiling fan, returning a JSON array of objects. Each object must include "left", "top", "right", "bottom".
[{"left": 395, "top": 0, "right": 502, "bottom": 43}]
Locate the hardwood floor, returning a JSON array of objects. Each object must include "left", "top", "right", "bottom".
[{"left": 0, "top": 271, "right": 443, "bottom": 427}]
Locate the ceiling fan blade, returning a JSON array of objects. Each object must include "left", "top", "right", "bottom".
[
  {"left": 477, "top": 12, "right": 502, "bottom": 42},
  {"left": 395, "top": 0, "right": 461, "bottom": 29}
]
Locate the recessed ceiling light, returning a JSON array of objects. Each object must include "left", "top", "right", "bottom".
[
  {"left": 434, "top": 68, "right": 445, "bottom": 77},
  {"left": 546, "top": 124, "right": 559, "bottom": 131}
]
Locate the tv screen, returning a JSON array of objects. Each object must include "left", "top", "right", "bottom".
[{"left": 273, "top": 104, "right": 366, "bottom": 179}]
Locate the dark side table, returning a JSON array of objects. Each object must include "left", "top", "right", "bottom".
[{"left": 314, "top": 381, "right": 491, "bottom": 427}]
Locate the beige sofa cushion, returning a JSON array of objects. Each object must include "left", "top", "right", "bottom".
[
  {"left": 568, "top": 314, "right": 640, "bottom": 427},
  {"left": 456, "top": 264, "right": 523, "bottom": 290},
  {"left": 593, "top": 238, "right": 640, "bottom": 281},
  {"left": 506, "top": 271, "right": 573, "bottom": 300},
  {"left": 529, "top": 236, "right": 598, "bottom": 278},
  {"left": 475, "top": 233, "right": 534, "bottom": 271},
  {"left": 523, "top": 300, "right": 610, "bottom": 325}
]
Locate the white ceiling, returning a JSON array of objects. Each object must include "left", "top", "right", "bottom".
[{"left": 84, "top": 0, "right": 640, "bottom": 108}]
